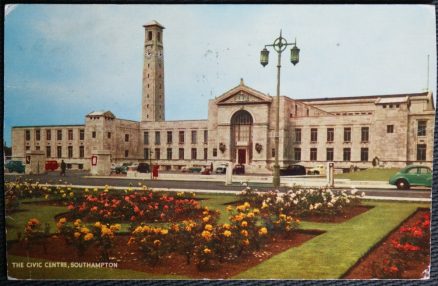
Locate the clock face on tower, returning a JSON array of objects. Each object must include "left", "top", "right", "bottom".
[{"left": 145, "top": 48, "right": 152, "bottom": 58}]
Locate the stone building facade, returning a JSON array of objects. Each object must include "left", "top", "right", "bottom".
[{"left": 11, "top": 20, "right": 435, "bottom": 172}]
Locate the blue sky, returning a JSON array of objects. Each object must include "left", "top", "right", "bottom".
[{"left": 4, "top": 4, "right": 436, "bottom": 146}]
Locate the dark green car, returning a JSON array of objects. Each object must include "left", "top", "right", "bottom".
[
  {"left": 5, "top": 160, "right": 25, "bottom": 173},
  {"left": 389, "top": 165, "right": 432, "bottom": 190}
]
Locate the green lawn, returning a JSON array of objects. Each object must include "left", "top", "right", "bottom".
[
  {"left": 335, "top": 168, "right": 399, "bottom": 181},
  {"left": 6, "top": 190, "right": 429, "bottom": 279}
]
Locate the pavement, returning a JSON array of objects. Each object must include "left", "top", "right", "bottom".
[{"left": 5, "top": 170, "right": 431, "bottom": 202}]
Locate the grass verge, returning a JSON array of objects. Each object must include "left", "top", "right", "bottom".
[{"left": 334, "top": 168, "right": 399, "bottom": 181}]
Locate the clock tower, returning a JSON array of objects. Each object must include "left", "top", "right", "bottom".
[{"left": 142, "top": 20, "right": 165, "bottom": 122}]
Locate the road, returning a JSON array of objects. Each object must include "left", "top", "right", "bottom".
[{"left": 4, "top": 171, "right": 431, "bottom": 199}]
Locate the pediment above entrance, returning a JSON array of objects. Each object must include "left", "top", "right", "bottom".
[{"left": 215, "top": 80, "right": 272, "bottom": 106}]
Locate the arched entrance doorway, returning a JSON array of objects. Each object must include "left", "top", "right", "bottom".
[{"left": 230, "top": 110, "right": 253, "bottom": 164}]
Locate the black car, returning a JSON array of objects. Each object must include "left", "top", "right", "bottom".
[
  {"left": 279, "top": 164, "right": 306, "bottom": 176},
  {"left": 137, "top": 163, "right": 150, "bottom": 173},
  {"left": 233, "top": 164, "right": 245, "bottom": 175}
]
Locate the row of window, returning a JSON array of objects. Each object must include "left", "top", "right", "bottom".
[
  {"left": 28, "top": 145, "right": 85, "bottom": 159},
  {"left": 287, "top": 144, "right": 427, "bottom": 162},
  {"left": 143, "top": 130, "right": 208, "bottom": 145},
  {"left": 293, "top": 127, "right": 369, "bottom": 143},
  {"left": 141, "top": 147, "right": 210, "bottom": 160},
  {"left": 25, "top": 129, "right": 85, "bottom": 141}
]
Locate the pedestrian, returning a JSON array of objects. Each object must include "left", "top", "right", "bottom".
[
  {"left": 60, "top": 160, "right": 66, "bottom": 176},
  {"left": 153, "top": 165, "right": 159, "bottom": 180}
]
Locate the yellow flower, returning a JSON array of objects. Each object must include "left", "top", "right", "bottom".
[
  {"left": 101, "top": 226, "right": 112, "bottom": 236},
  {"left": 84, "top": 188, "right": 89, "bottom": 193},
  {"left": 59, "top": 217, "right": 67, "bottom": 224},
  {"left": 223, "top": 223, "right": 231, "bottom": 230},
  {"left": 84, "top": 233, "right": 94, "bottom": 241},
  {"left": 201, "top": 230, "right": 212, "bottom": 241},
  {"left": 226, "top": 205, "right": 233, "bottom": 212},
  {"left": 74, "top": 232, "right": 81, "bottom": 239},
  {"left": 44, "top": 195, "right": 49, "bottom": 200},
  {"left": 133, "top": 226, "right": 143, "bottom": 234},
  {"left": 104, "top": 188, "right": 109, "bottom": 193},
  {"left": 296, "top": 219, "right": 301, "bottom": 224},
  {"left": 94, "top": 222, "right": 102, "bottom": 228},
  {"left": 279, "top": 214, "right": 286, "bottom": 220},
  {"left": 247, "top": 212, "right": 254, "bottom": 218},
  {"left": 110, "top": 224, "right": 121, "bottom": 232},
  {"left": 244, "top": 202, "right": 250, "bottom": 208},
  {"left": 203, "top": 248, "right": 212, "bottom": 254},
  {"left": 204, "top": 224, "right": 213, "bottom": 231},
  {"left": 202, "top": 216, "right": 210, "bottom": 223},
  {"left": 241, "top": 230, "right": 248, "bottom": 237},
  {"left": 93, "top": 188, "right": 98, "bottom": 192},
  {"left": 258, "top": 227, "right": 268, "bottom": 236},
  {"left": 69, "top": 192, "right": 74, "bottom": 197},
  {"left": 202, "top": 210, "right": 209, "bottom": 215},
  {"left": 73, "top": 219, "right": 81, "bottom": 227},
  {"left": 142, "top": 225, "right": 150, "bottom": 232},
  {"left": 161, "top": 229, "right": 168, "bottom": 235},
  {"left": 62, "top": 194, "right": 66, "bottom": 198},
  {"left": 241, "top": 221, "right": 248, "bottom": 227},
  {"left": 262, "top": 202, "right": 268, "bottom": 209},
  {"left": 154, "top": 239, "right": 161, "bottom": 246},
  {"left": 185, "top": 226, "right": 192, "bottom": 232},
  {"left": 223, "top": 230, "right": 232, "bottom": 237},
  {"left": 80, "top": 227, "right": 90, "bottom": 234}
]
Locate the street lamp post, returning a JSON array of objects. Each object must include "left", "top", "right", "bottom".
[
  {"left": 149, "top": 149, "right": 153, "bottom": 180},
  {"left": 260, "top": 30, "right": 300, "bottom": 189}
]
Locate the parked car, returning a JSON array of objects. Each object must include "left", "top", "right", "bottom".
[
  {"left": 389, "top": 165, "right": 432, "bottom": 190},
  {"left": 215, "top": 165, "right": 227, "bottom": 174},
  {"left": 115, "top": 163, "right": 131, "bottom": 174},
  {"left": 201, "top": 167, "right": 211, "bottom": 175},
  {"left": 307, "top": 164, "right": 326, "bottom": 175},
  {"left": 137, "top": 163, "right": 150, "bottom": 173},
  {"left": 5, "top": 160, "right": 25, "bottom": 173},
  {"left": 45, "top": 160, "right": 59, "bottom": 171},
  {"left": 233, "top": 164, "right": 245, "bottom": 175},
  {"left": 279, "top": 164, "right": 306, "bottom": 176},
  {"left": 189, "top": 167, "right": 202, "bottom": 173}
]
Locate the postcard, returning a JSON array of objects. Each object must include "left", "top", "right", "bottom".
[{"left": 4, "top": 4, "right": 434, "bottom": 280}]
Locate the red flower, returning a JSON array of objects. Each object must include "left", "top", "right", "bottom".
[
  {"left": 389, "top": 266, "right": 399, "bottom": 273},
  {"left": 412, "top": 228, "right": 423, "bottom": 238},
  {"left": 67, "top": 204, "right": 74, "bottom": 210},
  {"left": 91, "top": 206, "right": 98, "bottom": 212},
  {"left": 130, "top": 215, "right": 136, "bottom": 222}
]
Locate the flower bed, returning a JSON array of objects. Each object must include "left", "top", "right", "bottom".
[
  {"left": 237, "top": 187, "right": 366, "bottom": 221},
  {"left": 343, "top": 208, "right": 430, "bottom": 279}
]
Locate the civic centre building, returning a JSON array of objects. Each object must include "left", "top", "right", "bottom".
[{"left": 11, "top": 21, "right": 435, "bottom": 173}]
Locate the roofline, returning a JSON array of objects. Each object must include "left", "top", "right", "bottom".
[
  {"left": 295, "top": 92, "right": 429, "bottom": 102},
  {"left": 12, "top": 124, "right": 85, "bottom": 129}
]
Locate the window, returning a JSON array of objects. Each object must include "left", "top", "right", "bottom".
[
  {"left": 79, "top": 146, "right": 84, "bottom": 158},
  {"left": 157, "top": 31, "right": 161, "bottom": 42},
  {"left": 310, "top": 148, "right": 317, "bottom": 161},
  {"left": 167, "top": 131, "right": 173, "bottom": 144},
  {"left": 35, "top": 146, "right": 40, "bottom": 150},
  {"left": 387, "top": 125, "right": 394, "bottom": 133},
  {"left": 294, "top": 128, "right": 301, "bottom": 143},
  {"left": 310, "top": 128, "right": 318, "bottom": 143},
  {"left": 213, "top": 148, "right": 217, "bottom": 157},
  {"left": 417, "top": 144, "right": 426, "bottom": 161},
  {"left": 326, "top": 148, "right": 334, "bottom": 161},
  {"left": 272, "top": 148, "right": 275, "bottom": 158},
  {"left": 417, "top": 120, "right": 427, "bottom": 136},
  {"left": 80, "top": 129, "right": 85, "bottom": 140},
  {"left": 25, "top": 130, "right": 30, "bottom": 141},
  {"left": 343, "top": 148, "right": 351, "bottom": 161},
  {"left": 179, "top": 148, "right": 184, "bottom": 160},
  {"left": 361, "top": 127, "right": 369, "bottom": 142},
  {"left": 57, "top": 146, "right": 62, "bottom": 158},
  {"left": 327, "top": 128, "right": 334, "bottom": 142},
  {"left": 418, "top": 167, "right": 431, "bottom": 174},
  {"left": 179, "top": 131, "right": 185, "bottom": 144},
  {"left": 155, "top": 148, "right": 160, "bottom": 160},
  {"left": 344, "top": 127, "right": 351, "bottom": 142},
  {"left": 155, "top": 131, "right": 160, "bottom": 145},
  {"left": 107, "top": 132, "right": 111, "bottom": 139},
  {"left": 35, "top": 129, "right": 41, "bottom": 141},
  {"left": 46, "top": 146, "right": 51, "bottom": 157},
  {"left": 68, "top": 146, "right": 73, "bottom": 158},
  {"left": 204, "top": 148, "right": 208, "bottom": 160},
  {"left": 46, "top": 130, "right": 51, "bottom": 141},
  {"left": 92, "top": 131, "right": 96, "bottom": 138},
  {"left": 125, "top": 150, "right": 129, "bottom": 158},
  {"left": 57, "top": 130, "right": 62, "bottom": 140},
  {"left": 191, "top": 130, "right": 197, "bottom": 144},
  {"left": 360, "top": 148, "right": 369, "bottom": 161},
  {"left": 204, "top": 130, "right": 208, "bottom": 144},
  {"left": 191, "top": 148, "right": 197, "bottom": 160},
  {"left": 167, "top": 148, "right": 172, "bottom": 160},
  {"left": 125, "top": 134, "right": 129, "bottom": 142},
  {"left": 148, "top": 31, "right": 152, "bottom": 41},
  {"left": 143, "top": 132, "right": 149, "bottom": 145},
  {"left": 26, "top": 146, "right": 30, "bottom": 151},
  {"left": 144, "top": 148, "right": 150, "bottom": 159},
  {"left": 294, "top": 148, "right": 301, "bottom": 161},
  {"left": 68, "top": 129, "right": 73, "bottom": 140}
]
